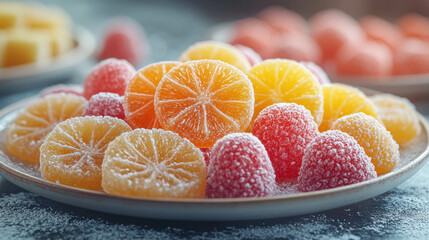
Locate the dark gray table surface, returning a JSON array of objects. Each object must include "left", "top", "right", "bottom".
[{"left": 1, "top": 0, "right": 429, "bottom": 239}]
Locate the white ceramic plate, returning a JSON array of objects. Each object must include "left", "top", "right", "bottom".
[
  {"left": 208, "top": 22, "right": 429, "bottom": 98},
  {"left": 0, "top": 96, "right": 428, "bottom": 221},
  {"left": 0, "top": 25, "right": 96, "bottom": 90}
]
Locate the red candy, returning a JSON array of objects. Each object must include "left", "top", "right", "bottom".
[
  {"left": 83, "top": 58, "right": 136, "bottom": 99},
  {"left": 234, "top": 44, "right": 262, "bottom": 66},
  {"left": 206, "top": 133, "right": 276, "bottom": 198},
  {"left": 270, "top": 33, "right": 321, "bottom": 63},
  {"left": 83, "top": 92, "right": 125, "bottom": 120},
  {"left": 298, "top": 130, "right": 377, "bottom": 192},
  {"left": 336, "top": 41, "right": 393, "bottom": 77},
  {"left": 300, "top": 61, "right": 331, "bottom": 85},
  {"left": 252, "top": 103, "right": 319, "bottom": 181},
  {"left": 394, "top": 38, "right": 429, "bottom": 75},
  {"left": 98, "top": 16, "right": 149, "bottom": 66},
  {"left": 258, "top": 6, "right": 308, "bottom": 34},
  {"left": 40, "top": 84, "right": 83, "bottom": 97},
  {"left": 310, "top": 9, "right": 364, "bottom": 61},
  {"left": 200, "top": 148, "right": 211, "bottom": 167},
  {"left": 397, "top": 13, "right": 429, "bottom": 41},
  {"left": 230, "top": 18, "right": 277, "bottom": 59},
  {"left": 360, "top": 16, "right": 402, "bottom": 50}
]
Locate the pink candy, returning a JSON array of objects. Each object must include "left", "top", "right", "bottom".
[
  {"left": 234, "top": 44, "right": 262, "bottom": 66},
  {"left": 83, "top": 92, "right": 125, "bottom": 120},
  {"left": 98, "top": 17, "right": 149, "bottom": 66},
  {"left": 335, "top": 41, "right": 393, "bottom": 77},
  {"left": 300, "top": 61, "right": 331, "bottom": 85},
  {"left": 40, "top": 84, "right": 83, "bottom": 97},
  {"left": 298, "top": 130, "right": 377, "bottom": 192},
  {"left": 252, "top": 103, "right": 319, "bottom": 181},
  {"left": 206, "top": 133, "right": 276, "bottom": 198},
  {"left": 83, "top": 58, "right": 136, "bottom": 100}
]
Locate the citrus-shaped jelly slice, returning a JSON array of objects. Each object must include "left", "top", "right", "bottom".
[
  {"left": 320, "top": 83, "right": 380, "bottom": 132},
  {"left": 179, "top": 41, "right": 251, "bottom": 73},
  {"left": 6, "top": 93, "right": 87, "bottom": 163},
  {"left": 371, "top": 94, "right": 421, "bottom": 145},
  {"left": 247, "top": 59, "right": 323, "bottom": 129},
  {"left": 124, "top": 61, "right": 180, "bottom": 129},
  {"left": 332, "top": 112, "right": 399, "bottom": 175},
  {"left": 40, "top": 116, "right": 131, "bottom": 190},
  {"left": 154, "top": 60, "right": 254, "bottom": 148},
  {"left": 102, "top": 128, "right": 206, "bottom": 199}
]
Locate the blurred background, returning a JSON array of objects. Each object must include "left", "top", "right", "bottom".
[{"left": 1, "top": 0, "right": 429, "bottom": 107}]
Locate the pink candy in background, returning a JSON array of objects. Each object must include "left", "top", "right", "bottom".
[{"left": 98, "top": 16, "right": 150, "bottom": 66}]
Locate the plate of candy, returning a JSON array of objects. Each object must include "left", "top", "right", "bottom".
[
  {"left": 208, "top": 6, "right": 429, "bottom": 98},
  {"left": 0, "top": 2, "right": 96, "bottom": 89},
  {"left": 0, "top": 41, "right": 428, "bottom": 221}
]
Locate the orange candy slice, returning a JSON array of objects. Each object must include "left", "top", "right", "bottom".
[
  {"left": 320, "top": 84, "right": 380, "bottom": 132},
  {"left": 179, "top": 41, "right": 251, "bottom": 73},
  {"left": 332, "top": 113, "right": 399, "bottom": 175},
  {"left": 247, "top": 59, "right": 323, "bottom": 129},
  {"left": 6, "top": 94, "right": 87, "bottom": 163},
  {"left": 39, "top": 116, "right": 131, "bottom": 190},
  {"left": 154, "top": 60, "right": 254, "bottom": 148},
  {"left": 124, "top": 61, "right": 180, "bottom": 129},
  {"left": 102, "top": 128, "right": 206, "bottom": 199},
  {"left": 371, "top": 94, "right": 421, "bottom": 145}
]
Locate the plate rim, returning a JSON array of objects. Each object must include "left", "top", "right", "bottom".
[{"left": 0, "top": 95, "right": 429, "bottom": 220}]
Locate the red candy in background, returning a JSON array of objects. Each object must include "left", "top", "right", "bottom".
[
  {"left": 83, "top": 58, "right": 136, "bottom": 99},
  {"left": 206, "top": 133, "right": 276, "bottom": 198},
  {"left": 230, "top": 18, "right": 277, "bottom": 59},
  {"left": 360, "top": 16, "right": 403, "bottom": 50},
  {"left": 270, "top": 32, "right": 321, "bottom": 64},
  {"left": 258, "top": 6, "right": 308, "bottom": 34},
  {"left": 310, "top": 9, "right": 364, "bottom": 61},
  {"left": 397, "top": 13, "right": 429, "bottom": 42},
  {"left": 335, "top": 41, "right": 393, "bottom": 77},
  {"left": 98, "top": 16, "right": 149, "bottom": 66},
  {"left": 394, "top": 38, "right": 429, "bottom": 75}
]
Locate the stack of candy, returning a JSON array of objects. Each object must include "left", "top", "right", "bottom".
[
  {"left": 0, "top": 2, "right": 73, "bottom": 68},
  {"left": 5, "top": 40, "right": 422, "bottom": 199},
  {"left": 230, "top": 6, "right": 429, "bottom": 79}
]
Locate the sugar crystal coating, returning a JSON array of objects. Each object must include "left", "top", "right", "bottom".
[
  {"left": 83, "top": 58, "right": 136, "bottom": 99},
  {"left": 206, "top": 133, "right": 276, "bottom": 198},
  {"left": 332, "top": 113, "right": 399, "bottom": 175},
  {"left": 200, "top": 148, "right": 211, "bottom": 167},
  {"left": 40, "top": 116, "right": 131, "bottom": 190},
  {"left": 154, "top": 59, "right": 254, "bottom": 148},
  {"left": 102, "top": 128, "right": 206, "bottom": 199},
  {"left": 252, "top": 103, "right": 319, "bottom": 181},
  {"left": 298, "top": 130, "right": 377, "bottom": 192},
  {"left": 83, "top": 92, "right": 125, "bottom": 120},
  {"left": 6, "top": 93, "right": 87, "bottom": 163}
]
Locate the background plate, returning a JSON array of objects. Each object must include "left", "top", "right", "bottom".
[
  {"left": 0, "top": 25, "right": 96, "bottom": 92},
  {"left": 208, "top": 22, "right": 429, "bottom": 99},
  {"left": 0, "top": 95, "right": 428, "bottom": 221}
]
